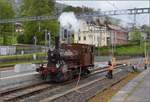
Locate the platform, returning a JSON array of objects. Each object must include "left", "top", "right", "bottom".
[{"left": 110, "top": 67, "right": 150, "bottom": 102}]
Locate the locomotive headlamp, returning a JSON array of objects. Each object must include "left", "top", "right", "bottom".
[
  {"left": 56, "top": 63, "right": 60, "bottom": 68},
  {"left": 51, "top": 53, "right": 54, "bottom": 56},
  {"left": 123, "top": 64, "right": 126, "bottom": 66}
]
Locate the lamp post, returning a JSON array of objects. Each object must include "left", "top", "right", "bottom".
[
  {"left": 47, "top": 31, "right": 51, "bottom": 48},
  {"left": 45, "top": 29, "right": 48, "bottom": 47},
  {"left": 33, "top": 36, "right": 37, "bottom": 60},
  {"left": 33, "top": 36, "right": 37, "bottom": 46}
]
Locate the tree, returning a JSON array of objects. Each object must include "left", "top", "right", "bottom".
[
  {"left": 0, "top": 0, "right": 15, "bottom": 45},
  {"left": 129, "top": 27, "right": 141, "bottom": 43},
  {"left": 63, "top": 6, "right": 93, "bottom": 14},
  {"left": 141, "top": 25, "right": 150, "bottom": 36},
  {"left": 20, "top": 0, "right": 59, "bottom": 44}
]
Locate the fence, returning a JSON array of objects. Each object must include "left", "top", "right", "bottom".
[{"left": 0, "top": 46, "right": 16, "bottom": 55}]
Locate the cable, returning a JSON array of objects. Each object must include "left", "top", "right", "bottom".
[
  {"left": 74, "top": 66, "right": 101, "bottom": 94},
  {"left": 75, "top": 67, "right": 82, "bottom": 87}
]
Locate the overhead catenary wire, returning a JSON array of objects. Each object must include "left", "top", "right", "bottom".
[
  {"left": 105, "top": 0, "right": 117, "bottom": 61},
  {"left": 0, "top": 8, "right": 150, "bottom": 24},
  {"left": 105, "top": 0, "right": 150, "bottom": 67},
  {"left": 105, "top": 0, "right": 146, "bottom": 26}
]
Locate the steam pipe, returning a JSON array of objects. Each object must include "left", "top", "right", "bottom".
[
  {"left": 55, "top": 36, "right": 59, "bottom": 49},
  {"left": 59, "top": 24, "right": 61, "bottom": 43}
]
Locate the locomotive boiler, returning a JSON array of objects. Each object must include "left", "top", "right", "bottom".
[{"left": 36, "top": 37, "right": 94, "bottom": 82}]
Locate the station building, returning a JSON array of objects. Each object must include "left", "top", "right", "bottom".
[
  {"left": 73, "top": 19, "right": 108, "bottom": 47},
  {"left": 60, "top": 16, "right": 129, "bottom": 47}
]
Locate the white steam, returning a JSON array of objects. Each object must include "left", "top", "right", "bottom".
[{"left": 59, "top": 12, "right": 79, "bottom": 33}]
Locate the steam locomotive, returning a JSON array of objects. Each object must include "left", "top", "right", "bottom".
[{"left": 36, "top": 37, "right": 94, "bottom": 82}]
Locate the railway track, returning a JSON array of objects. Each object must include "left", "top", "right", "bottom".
[
  {"left": 40, "top": 68, "right": 129, "bottom": 102},
  {"left": 0, "top": 81, "right": 45, "bottom": 96},
  {"left": 0, "top": 64, "right": 129, "bottom": 102},
  {"left": 1, "top": 82, "right": 53, "bottom": 102}
]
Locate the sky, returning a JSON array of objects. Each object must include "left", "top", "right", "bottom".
[{"left": 56, "top": 0, "right": 150, "bottom": 27}]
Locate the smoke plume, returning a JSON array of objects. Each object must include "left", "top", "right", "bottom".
[{"left": 59, "top": 12, "right": 79, "bottom": 33}]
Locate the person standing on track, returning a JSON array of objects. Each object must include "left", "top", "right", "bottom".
[
  {"left": 144, "top": 57, "right": 148, "bottom": 70},
  {"left": 106, "top": 61, "right": 113, "bottom": 79}
]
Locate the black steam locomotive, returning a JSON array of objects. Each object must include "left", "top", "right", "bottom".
[{"left": 36, "top": 37, "right": 94, "bottom": 82}]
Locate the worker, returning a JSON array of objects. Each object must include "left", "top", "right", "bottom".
[
  {"left": 144, "top": 57, "right": 148, "bottom": 70},
  {"left": 106, "top": 61, "right": 113, "bottom": 79}
]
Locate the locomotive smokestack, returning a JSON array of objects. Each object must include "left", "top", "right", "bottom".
[{"left": 55, "top": 36, "right": 60, "bottom": 49}]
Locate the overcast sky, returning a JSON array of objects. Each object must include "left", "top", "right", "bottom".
[{"left": 56, "top": 0, "right": 150, "bottom": 26}]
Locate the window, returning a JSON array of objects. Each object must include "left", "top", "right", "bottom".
[
  {"left": 78, "top": 36, "right": 81, "bottom": 41},
  {"left": 85, "top": 48, "right": 88, "bottom": 53},
  {"left": 87, "top": 21, "right": 89, "bottom": 24},
  {"left": 84, "top": 36, "right": 86, "bottom": 40},
  {"left": 64, "top": 29, "right": 67, "bottom": 38},
  {"left": 72, "top": 34, "right": 74, "bottom": 38},
  {"left": 91, "top": 46, "right": 94, "bottom": 53}
]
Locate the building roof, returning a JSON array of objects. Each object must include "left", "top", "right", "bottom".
[{"left": 108, "top": 24, "right": 128, "bottom": 33}]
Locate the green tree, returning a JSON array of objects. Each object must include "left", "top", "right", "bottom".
[
  {"left": 141, "top": 25, "right": 150, "bottom": 36},
  {"left": 20, "top": 0, "right": 59, "bottom": 44},
  {"left": 130, "top": 28, "right": 141, "bottom": 43},
  {"left": 63, "top": 6, "right": 93, "bottom": 14},
  {"left": 0, "top": 0, "right": 15, "bottom": 45}
]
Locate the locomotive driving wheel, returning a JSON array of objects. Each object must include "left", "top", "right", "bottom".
[{"left": 55, "top": 71, "right": 65, "bottom": 82}]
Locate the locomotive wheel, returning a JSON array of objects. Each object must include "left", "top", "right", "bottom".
[
  {"left": 55, "top": 71, "right": 65, "bottom": 82},
  {"left": 67, "top": 71, "right": 73, "bottom": 80},
  {"left": 46, "top": 72, "right": 51, "bottom": 81},
  {"left": 81, "top": 68, "right": 90, "bottom": 76}
]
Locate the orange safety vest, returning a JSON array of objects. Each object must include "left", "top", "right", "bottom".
[
  {"left": 108, "top": 65, "right": 114, "bottom": 71},
  {"left": 144, "top": 58, "right": 148, "bottom": 64}
]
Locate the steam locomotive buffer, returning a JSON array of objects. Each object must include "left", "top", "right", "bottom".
[{"left": 36, "top": 37, "right": 94, "bottom": 82}]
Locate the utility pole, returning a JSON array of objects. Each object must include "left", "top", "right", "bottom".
[
  {"left": 149, "top": 0, "right": 150, "bottom": 26},
  {"left": 45, "top": 29, "right": 48, "bottom": 54},
  {"left": 59, "top": 25, "right": 62, "bottom": 44},
  {"left": 133, "top": 8, "right": 137, "bottom": 35},
  {"left": 33, "top": 36, "right": 37, "bottom": 60},
  {"left": 33, "top": 36, "right": 37, "bottom": 46},
  {"left": 133, "top": 8, "right": 137, "bottom": 27},
  {"left": 47, "top": 31, "right": 51, "bottom": 48},
  {"left": 45, "top": 29, "right": 48, "bottom": 47},
  {"left": 148, "top": 0, "right": 150, "bottom": 65}
]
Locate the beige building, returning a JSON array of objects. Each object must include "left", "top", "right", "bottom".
[
  {"left": 74, "top": 19, "right": 108, "bottom": 47},
  {"left": 60, "top": 16, "right": 128, "bottom": 47}
]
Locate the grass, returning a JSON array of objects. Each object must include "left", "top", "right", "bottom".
[
  {"left": 0, "top": 52, "right": 47, "bottom": 68},
  {"left": 0, "top": 52, "right": 46, "bottom": 59},
  {"left": 116, "top": 45, "right": 144, "bottom": 56},
  {"left": 99, "top": 43, "right": 149, "bottom": 56},
  {"left": 0, "top": 60, "right": 47, "bottom": 68}
]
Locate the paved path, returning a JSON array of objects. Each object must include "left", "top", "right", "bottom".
[
  {"left": 126, "top": 73, "right": 150, "bottom": 102},
  {"left": 110, "top": 67, "right": 150, "bottom": 102}
]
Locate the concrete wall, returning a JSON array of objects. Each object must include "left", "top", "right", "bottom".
[{"left": 0, "top": 46, "right": 16, "bottom": 55}]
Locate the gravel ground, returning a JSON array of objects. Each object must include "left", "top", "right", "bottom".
[
  {"left": 88, "top": 72, "right": 139, "bottom": 102},
  {"left": 48, "top": 69, "right": 129, "bottom": 102},
  {"left": 0, "top": 74, "right": 42, "bottom": 90},
  {"left": 19, "top": 67, "right": 128, "bottom": 102},
  {"left": 19, "top": 71, "right": 108, "bottom": 102}
]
